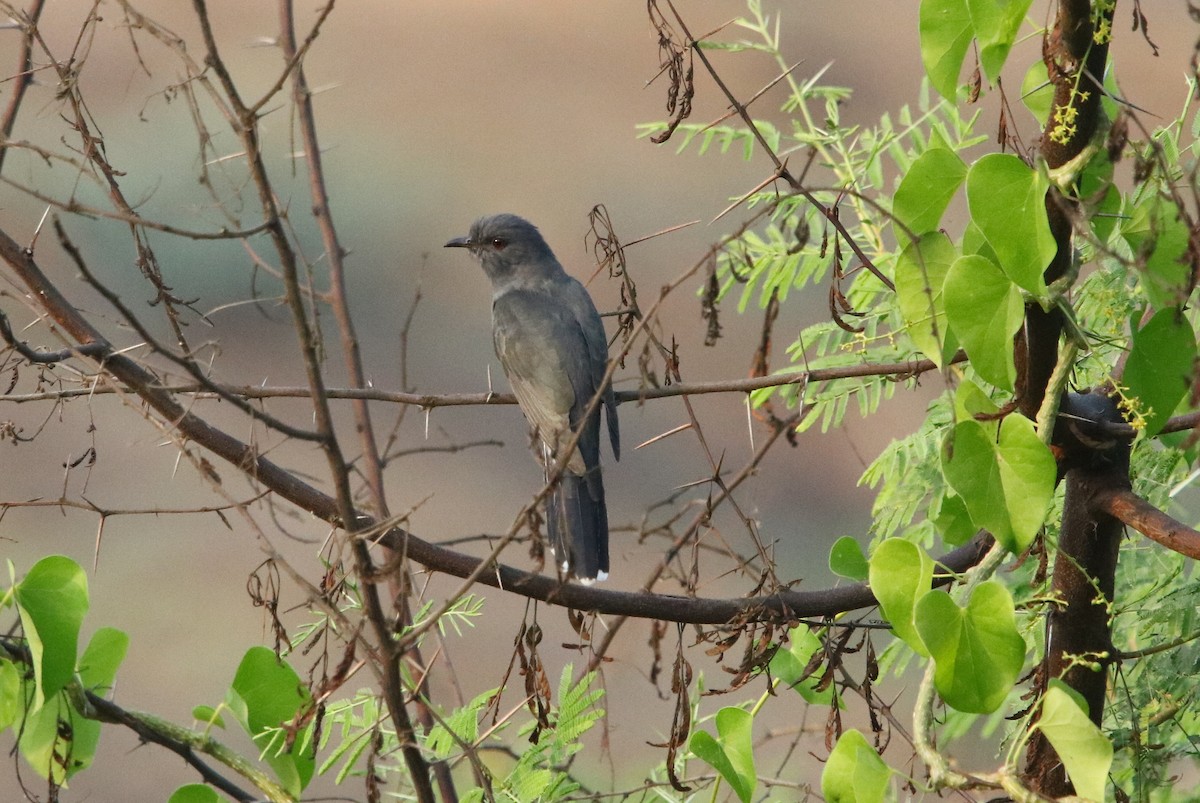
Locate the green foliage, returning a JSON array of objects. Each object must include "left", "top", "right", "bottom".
[
  {"left": 1122, "top": 309, "right": 1197, "bottom": 437},
  {"left": 892, "top": 146, "right": 966, "bottom": 238},
  {"left": 167, "top": 784, "right": 222, "bottom": 803},
  {"left": 224, "top": 647, "right": 315, "bottom": 797},
  {"left": 2, "top": 555, "right": 611, "bottom": 801},
  {"left": 1107, "top": 565, "right": 1200, "bottom": 796},
  {"left": 716, "top": 86, "right": 985, "bottom": 434},
  {"left": 425, "top": 687, "right": 497, "bottom": 760},
  {"left": 652, "top": 2, "right": 992, "bottom": 443},
  {"left": 317, "top": 691, "right": 385, "bottom": 784},
  {"left": 769, "top": 625, "right": 838, "bottom": 705},
  {"left": 0, "top": 660, "right": 19, "bottom": 729},
  {"left": 191, "top": 704, "right": 227, "bottom": 729},
  {"left": 915, "top": 581, "right": 1026, "bottom": 713},
  {"left": 2, "top": 557, "right": 128, "bottom": 786},
  {"left": 637, "top": 121, "right": 781, "bottom": 161},
  {"left": 860, "top": 395, "right": 954, "bottom": 542},
  {"left": 690, "top": 707, "right": 757, "bottom": 803},
  {"left": 943, "top": 254, "right": 1024, "bottom": 390},
  {"left": 933, "top": 492, "right": 975, "bottom": 546},
  {"left": 965, "top": 153, "right": 1055, "bottom": 299},
  {"left": 643, "top": 1, "right": 1200, "bottom": 798},
  {"left": 320, "top": 663, "right": 605, "bottom": 801},
  {"left": 942, "top": 406, "right": 1056, "bottom": 553},
  {"left": 1036, "top": 681, "right": 1113, "bottom": 801},
  {"left": 1125, "top": 195, "right": 1194, "bottom": 311},
  {"left": 16, "top": 626, "right": 129, "bottom": 786},
  {"left": 499, "top": 666, "right": 604, "bottom": 802},
  {"left": 828, "top": 535, "right": 870, "bottom": 581},
  {"left": 919, "top": 0, "right": 1035, "bottom": 101},
  {"left": 11, "top": 556, "right": 89, "bottom": 709},
  {"left": 869, "top": 539, "right": 933, "bottom": 657},
  {"left": 409, "top": 592, "right": 486, "bottom": 638},
  {"left": 822, "top": 728, "right": 892, "bottom": 803},
  {"left": 895, "top": 231, "right": 958, "bottom": 367}
]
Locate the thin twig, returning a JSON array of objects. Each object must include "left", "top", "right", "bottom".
[
  {"left": 0, "top": 0, "right": 47, "bottom": 176},
  {"left": 0, "top": 353, "right": 962, "bottom": 407}
]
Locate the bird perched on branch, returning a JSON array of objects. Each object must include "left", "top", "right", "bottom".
[{"left": 445, "top": 213, "right": 620, "bottom": 583}]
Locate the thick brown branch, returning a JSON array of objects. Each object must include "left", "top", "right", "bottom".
[
  {"left": 1025, "top": 463, "right": 1126, "bottom": 797},
  {"left": 380, "top": 528, "right": 992, "bottom": 626},
  {"left": 587, "top": 409, "right": 799, "bottom": 669},
  {"left": 1027, "top": 390, "right": 1130, "bottom": 796},
  {"left": 1095, "top": 486, "right": 1200, "bottom": 560},
  {"left": 0, "top": 228, "right": 338, "bottom": 517},
  {"left": 1024, "top": 4, "right": 1121, "bottom": 794},
  {"left": 1019, "top": 2, "right": 1115, "bottom": 419}
]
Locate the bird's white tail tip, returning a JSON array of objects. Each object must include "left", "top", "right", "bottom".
[{"left": 578, "top": 570, "right": 609, "bottom": 586}]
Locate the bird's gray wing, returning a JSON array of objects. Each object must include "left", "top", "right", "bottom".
[
  {"left": 492, "top": 289, "right": 588, "bottom": 475},
  {"left": 494, "top": 287, "right": 610, "bottom": 580},
  {"left": 560, "top": 276, "right": 620, "bottom": 462}
]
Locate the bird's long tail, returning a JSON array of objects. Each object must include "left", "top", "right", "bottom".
[{"left": 547, "top": 470, "right": 609, "bottom": 583}]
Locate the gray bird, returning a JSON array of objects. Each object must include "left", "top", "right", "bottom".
[{"left": 445, "top": 214, "right": 620, "bottom": 582}]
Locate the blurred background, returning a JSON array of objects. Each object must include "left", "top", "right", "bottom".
[{"left": 1, "top": 1, "right": 1196, "bottom": 798}]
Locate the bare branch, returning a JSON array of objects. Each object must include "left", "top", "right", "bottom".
[
  {"left": 0, "top": 174, "right": 272, "bottom": 239},
  {"left": 53, "top": 219, "right": 324, "bottom": 443},
  {"left": 0, "top": 0, "right": 47, "bottom": 176},
  {"left": 0, "top": 355, "right": 962, "bottom": 406},
  {"left": 0, "top": 308, "right": 107, "bottom": 362}
]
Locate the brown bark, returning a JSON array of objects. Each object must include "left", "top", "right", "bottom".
[
  {"left": 1017, "top": 0, "right": 1114, "bottom": 420},
  {"left": 1020, "top": 2, "right": 1122, "bottom": 793},
  {"left": 1025, "top": 446, "right": 1128, "bottom": 795},
  {"left": 1026, "top": 387, "right": 1132, "bottom": 795}
]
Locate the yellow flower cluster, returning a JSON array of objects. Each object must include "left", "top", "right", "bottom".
[
  {"left": 1093, "top": 0, "right": 1115, "bottom": 44},
  {"left": 1049, "top": 90, "right": 1092, "bottom": 146}
]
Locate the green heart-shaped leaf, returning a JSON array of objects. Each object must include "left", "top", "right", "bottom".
[
  {"left": 869, "top": 539, "right": 934, "bottom": 656},
  {"left": 967, "top": 153, "right": 1056, "bottom": 298},
  {"left": 690, "top": 706, "right": 756, "bottom": 803},
  {"left": 822, "top": 728, "right": 892, "bottom": 802},
  {"left": 1036, "top": 680, "right": 1113, "bottom": 802},
  {"left": 942, "top": 413, "right": 1055, "bottom": 553},
  {"left": 915, "top": 581, "right": 1026, "bottom": 712},
  {"left": 944, "top": 254, "right": 1024, "bottom": 391},
  {"left": 895, "top": 231, "right": 959, "bottom": 367}
]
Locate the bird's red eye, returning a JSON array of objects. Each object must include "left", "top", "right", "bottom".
[{"left": 491, "top": 237, "right": 507, "bottom": 249}]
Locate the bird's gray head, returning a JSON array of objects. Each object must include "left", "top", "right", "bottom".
[{"left": 444, "top": 213, "right": 561, "bottom": 286}]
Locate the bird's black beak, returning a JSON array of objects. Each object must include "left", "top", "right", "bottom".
[{"left": 444, "top": 236, "right": 472, "bottom": 249}]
